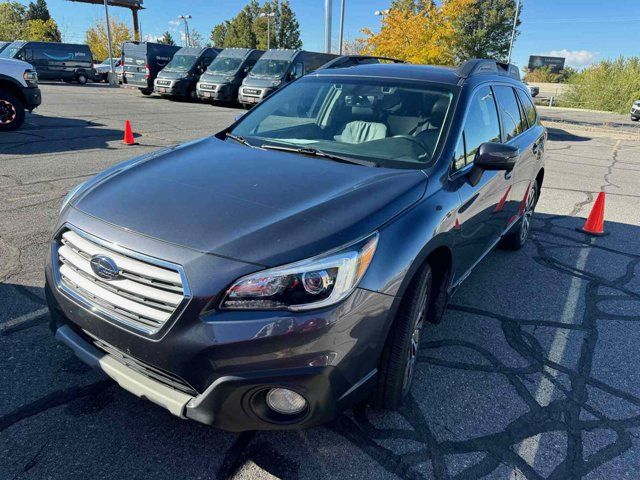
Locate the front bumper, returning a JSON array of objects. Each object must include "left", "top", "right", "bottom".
[
  {"left": 154, "top": 79, "right": 191, "bottom": 97},
  {"left": 631, "top": 107, "right": 640, "bottom": 118},
  {"left": 196, "top": 82, "right": 237, "bottom": 102},
  {"left": 21, "top": 85, "right": 41, "bottom": 110},
  {"left": 46, "top": 213, "right": 395, "bottom": 431},
  {"left": 238, "top": 86, "right": 275, "bottom": 105}
]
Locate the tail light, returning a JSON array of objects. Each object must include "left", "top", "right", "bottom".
[{"left": 145, "top": 64, "right": 150, "bottom": 79}]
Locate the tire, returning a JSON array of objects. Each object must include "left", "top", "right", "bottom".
[
  {"left": 632, "top": 117, "right": 639, "bottom": 122},
  {"left": 140, "top": 88, "right": 153, "bottom": 96},
  {"left": 499, "top": 179, "right": 539, "bottom": 250},
  {"left": 373, "top": 263, "right": 433, "bottom": 409},
  {"left": 76, "top": 73, "right": 88, "bottom": 85},
  {"left": 0, "top": 91, "right": 25, "bottom": 131}
]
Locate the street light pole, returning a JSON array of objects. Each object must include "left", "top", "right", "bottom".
[
  {"left": 324, "top": 0, "right": 332, "bottom": 53},
  {"left": 338, "top": 0, "right": 345, "bottom": 55},
  {"left": 507, "top": 0, "right": 521, "bottom": 64},
  {"left": 259, "top": 12, "right": 276, "bottom": 49},
  {"left": 102, "top": 0, "right": 116, "bottom": 85},
  {"left": 178, "top": 15, "right": 192, "bottom": 47}
]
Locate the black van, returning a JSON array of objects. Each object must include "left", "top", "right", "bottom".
[
  {"left": 196, "top": 48, "right": 264, "bottom": 103},
  {"left": 238, "top": 49, "right": 338, "bottom": 107},
  {"left": 0, "top": 41, "right": 94, "bottom": 84},
  {"left": 153, "top": 46, "right": 220, "bottom": 99},
  {"left": 121, "top": 41, "right": 180, "bottom": 95}
]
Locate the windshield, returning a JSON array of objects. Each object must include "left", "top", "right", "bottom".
[
  {"left": 231, "top": 76, "right": 454, "bottom": 168},
  {"left": 163, "top": 54, "right": 198, "bottom": 72},
  {"left": 249, "top": 59, "right": 289, "bottom": 78},
  {"left": 207, "top": 56, "right": 242, "bottom": 74},
  {"left": 0, "top": 43, "right": 24, "bottom": 59}
]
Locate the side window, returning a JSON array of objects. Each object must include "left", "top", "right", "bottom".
[
  {"left": 494, "top": 85, "right": 525, "bottom": 141},
  {"left": 293, "top": 62, "right": 304, "bottom": 78},
  {"left": 516, "top": 88, "right": 538, "bottom": 128},
  {"left": 456, "top": 85, "right": 501, "bottom": 168}
]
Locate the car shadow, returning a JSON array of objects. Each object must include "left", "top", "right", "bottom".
[
  {"left": 0, "top": 113, "right": 138, "bottom": 156},
  {"left": 2, "top": 213, "right": 640, "bottom": 478},
  {"left": 546, "top": 126, "right": 590, "bottom": 142}
]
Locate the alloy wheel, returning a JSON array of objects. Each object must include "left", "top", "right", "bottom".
[
  {"left": 0, "top": 99, "right": 16, "bottom": 125},
  {"left": 402, "top": 290, "right": 428, "bottom": 395},
  {"left": 520, "top": 183, "right": 537, "bottom": 243}
]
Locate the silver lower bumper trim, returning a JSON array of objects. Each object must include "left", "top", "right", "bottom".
[{"left": 55, "top": 325, "right": 192, "bottom": 418}]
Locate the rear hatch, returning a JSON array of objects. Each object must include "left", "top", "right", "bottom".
[{"left": 122, "top": 44, "right": 149, "bottom": 88}]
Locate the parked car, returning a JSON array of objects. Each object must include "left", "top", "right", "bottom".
[
  {"left": 93, "top": 57, "right": 122, "bottom": 82},
  {"left": 153, "top": 46, "right": 220, "bottom": 99},
  {"left": 47, "top": 59, "right": 546, "bottom": 432},
  {"left": 525, "top": 83, "right": 539, "bottom": 97},
  {"left": 0, "top": 41, "right": 94, "bottom": 84},
  {"left": 0, "top": 42, "right": 9, "bottom": 54},
  {"left": 631, "top": 100, "right": 640, "bottom": 121},
  {"left": 196, "top": 48, "right": 264, "bottom": 103},
  {"left": 0, "top": 57, "right": 41, "bottom": 130},
  {"left": 121, "top": 41, "right": 180, "bottom": 95},
  {"left": 238, "top": 49, "right": 338, "bottom": 108}
]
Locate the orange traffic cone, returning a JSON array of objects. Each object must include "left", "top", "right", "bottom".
[
  {"left": 123, "top": 120, "right": 136, "bottom": 145},
  {"left": 576, "top": 191, "right": 608, "bottom": 236}
]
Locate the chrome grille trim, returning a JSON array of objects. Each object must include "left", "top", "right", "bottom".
[{"left": 52, "top": 225, "right": 191, "bottom": 335}]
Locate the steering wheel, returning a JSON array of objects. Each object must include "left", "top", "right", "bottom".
[{"left": 392, "top": 135, "right": 432, "bottom": 160}]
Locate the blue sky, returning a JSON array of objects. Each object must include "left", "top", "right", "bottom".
[{"left": 35, "top": 0, "right": 640, "bottom": 70}]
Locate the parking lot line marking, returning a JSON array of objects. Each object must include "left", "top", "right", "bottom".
[
  {"left": 0, "top": 307, "right": 49, "bottom": 333},
  {"left": 511, "top": 245, "right": 591, "bottom": 477}
]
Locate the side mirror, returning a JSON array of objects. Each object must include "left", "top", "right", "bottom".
[{"left": 474, "top": 142, "right": 519, "bottom": 171}]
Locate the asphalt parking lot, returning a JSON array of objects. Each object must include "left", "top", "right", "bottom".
[{"left": 2, "top": 82, "right": 640, "bottom": 479}]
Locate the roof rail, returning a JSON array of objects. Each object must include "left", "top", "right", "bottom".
[
  {"left": 456, "top": 59, "right": 521, "bottom": 81},
  {"left": 319, "top": 55, "right": 405, "bottom": 70}
]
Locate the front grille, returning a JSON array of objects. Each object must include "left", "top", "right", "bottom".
[
  {"left": 199, "top": 83, "right": 217, "bottom": 91},
  {"left": 55, "top": 228, "right": 188, "bottom": 335},
  {"left": 155, "top": 79, "right": 171, "bottom": 87},
  {"left": 243, "top": 88, "right": 261, "bottom": 96}
]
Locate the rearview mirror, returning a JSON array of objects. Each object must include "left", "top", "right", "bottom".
[{"left": 474, "top": 142, "right": 519, "bottom": 171}]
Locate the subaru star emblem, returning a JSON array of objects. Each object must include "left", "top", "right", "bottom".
[{"left": 90, "top": 255, "right": 119, "bottom": 280}]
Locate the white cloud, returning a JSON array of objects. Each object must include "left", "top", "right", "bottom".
[
  {"left": 544, "top": 49, "right": 597, "bottom": 69},
  {"left": 168, "top": 19, "right": 181, "bottom": 26},
  {"left": 144, "top": 34, "right": 161, "bottom": 42}
]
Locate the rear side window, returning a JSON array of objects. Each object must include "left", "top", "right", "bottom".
[
  {"left": 516, "top": 88, "right": 537, "bottom": 127},
  {"left": 494, "top": 85, "right": 525, "bottom": 141},
  {"left": 456, "top": 85, "right": 501, "bottom": 168}
]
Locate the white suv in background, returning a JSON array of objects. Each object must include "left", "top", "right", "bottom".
[
  {"left": 631, "top": 100, "right": 640, "bottom": 122},
  {"left": 0, "top": 57, "right": 41, "bottom": 131}
]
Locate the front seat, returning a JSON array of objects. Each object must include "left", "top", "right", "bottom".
[{"left": 334, "top": 120, "right": 388, "bottom": 144}]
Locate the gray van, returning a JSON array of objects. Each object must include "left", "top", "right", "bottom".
[
  {"left": 238, "top": 49, "right": 338, "bottom": 107},
  {"left": 196, "top": 48, "right": 264, "bottom": 103},
  {"left": 0, "top": 42, "right": 9, "bottom": 54},
  {"left": 122, "top": 42, "right": 180, "bottom": 95},
  {"left": 154, "top": 46, "right": 220, "bottom": 100},
  {"left": 0, "top": 41, "right": 94, "bottom": 84}
]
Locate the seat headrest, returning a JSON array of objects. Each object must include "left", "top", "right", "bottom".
[{"left": 429, "top": 97, "right": 449, "bottom": 128}]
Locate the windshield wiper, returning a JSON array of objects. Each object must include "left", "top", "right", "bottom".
[
  {"left": 260, "top": 144, "right": 378, "bottom": 167},
  {"left": 225, "top": 132, "right": 254, "bottom": 148}
]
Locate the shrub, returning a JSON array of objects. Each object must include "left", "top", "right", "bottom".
[
  {"left": 562, "top": 57, "right": 640, "bottom": 113},
  {"left": 524, "top": 66, "right": 577, "bottom": 84}
]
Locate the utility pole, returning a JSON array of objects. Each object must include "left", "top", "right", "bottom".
[
  {"left": 178, "top": 15, "right": 192, "bottom": 47},
  {"left": 508, "top": 0, "right": 521, "bottom": 64},
  {"left": 259, "top": 12, "right": 276, "bottom": 49},
  {"left": 338, "top": 0, "right": 345, "bottom": 55},
  {"left": 103, "top": 0, "right": 116, "bottom": 85},
  {"left": 324, "top": 0, "right": 332, "bottom": 53}
]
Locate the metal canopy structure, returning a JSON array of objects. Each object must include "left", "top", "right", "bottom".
[{"left": 67, "top": 0, "right": 144, "bottom": 41}]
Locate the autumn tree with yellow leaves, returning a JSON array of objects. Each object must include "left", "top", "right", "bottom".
[{"left": 360, "top": 0, "right": 522, "bottom": 66}]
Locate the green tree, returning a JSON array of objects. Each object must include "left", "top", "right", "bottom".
[
  {"left": 277, "top": 1, "right": 302, "bottom": 49},
  {"left": 24, "top": 18, "right": 62, "bottom": 42},
  {"left": 210, "top": 22, "right": 227, "bottom": 47},
  {"left": 224, "top": 7, "right": 257, "bottom": 48},
  {"left": 0, "top": 2, "right": 27, "bottom": 41},
  {"left": 25, "top": 0, "right": 51, "bottom": 21},
  {"left": 454, "top": 0, "right": 521, "bottom": 62},
  {"left": 86, "top": 18, "right": 132, "bottom": 61},
  {"left": 390, "top": 0, "right": 434, "bottom": 14},
  {"left": 158, "top": 31, "right": 176, "bottom": 45}
]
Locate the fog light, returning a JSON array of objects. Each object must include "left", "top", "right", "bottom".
[{"left": 265, "top": 388, "right": 307, "bottom": 415}]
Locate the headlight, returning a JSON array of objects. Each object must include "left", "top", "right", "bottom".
[
  {"left": 60, "top": 182, "right": 86, "bottom": 213},
  {"left": 270, "top": 80, "right": 281, "bottom": 87},
  {"left": 221, "top": 233, "right": 379, "bottom": 311},
  {"left": 23, "top": 69, "right": 38, "bottom": 86}
]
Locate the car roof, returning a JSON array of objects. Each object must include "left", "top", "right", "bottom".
[
  {"left": 312, "top": 61, "right": 523, "bottom": 87},
  {"left": 313, "top": 63, "right": 460, "bottom": 84}
]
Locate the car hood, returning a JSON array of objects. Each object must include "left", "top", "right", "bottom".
[
  {"left": 157, "top": 70, "right": 192, "bottom": 80},
  {"left": 74, "top": 137, "right": 428, "bottom": 266},
  {"left": 243, "top": 77, "right": 283, "bottom": 88}
]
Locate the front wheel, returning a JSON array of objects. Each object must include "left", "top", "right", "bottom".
[
  {"left": 140, "top": 88, "right": 153, "bottom": 96},
  {"left": 373, "top": 263, "right": 433, "bottom": 409},
  {"left": 0, "top": 91, "right": 26, "bottom": 131},
  {"left": 76, "top": 73, "right": 88, "bottom": 85},
  {"left": 499, "top": 179, "right": 539, "bottom": 250},
  {"left": 632, "top": 117, "right": 639, "bottom": 122}
]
